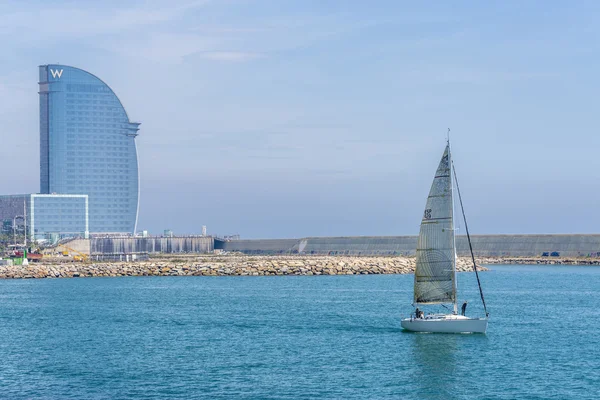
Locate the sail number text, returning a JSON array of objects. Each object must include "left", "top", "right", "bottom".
[{"left": 424, "top": 209, "right": 432, "bottom": 219}]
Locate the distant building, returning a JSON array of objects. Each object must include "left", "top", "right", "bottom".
[
  {"left": 38, "top": 64, "right": 141, "bottom": 234},
  {"left": 0, "top": 194, "right": 88, "bottom": 241}
]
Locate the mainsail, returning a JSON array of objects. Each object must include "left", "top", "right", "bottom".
[{"left": 414, "top": 144, "right": 456, "bottom": 305}]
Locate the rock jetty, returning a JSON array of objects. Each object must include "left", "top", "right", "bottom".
[
  {"left": 476, "top": 256, "right": 600, "bottom": 266},
  {"left": 0, "top": 255, "right": 489, "bottom": 279}
]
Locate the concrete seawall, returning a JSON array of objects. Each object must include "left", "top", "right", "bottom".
[
  {"left": 91, "top": 237, "right": 213, "bottom": 254},
  {"left": 55, "top": 235, "right": 600, "bottom": 259},
  {"left": 216, "top": 234, "right": 600, "bottom": 257}
]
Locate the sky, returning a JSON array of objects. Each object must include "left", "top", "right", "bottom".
[{"left": 1, "top": 0, "right": 599, "bottom": 238}]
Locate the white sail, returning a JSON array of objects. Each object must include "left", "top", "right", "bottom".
[{"left": 413, "top": 144, "right": 456, "bottom": 305}]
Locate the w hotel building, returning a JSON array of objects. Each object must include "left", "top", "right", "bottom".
[{"left": 38, "top": 65, "right": 141, "bottom": 234}]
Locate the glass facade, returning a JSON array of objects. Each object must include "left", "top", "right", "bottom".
[
  {"left": 39, "top": 65, "right": 140, "bottom": 234},
  {"left": 0, "top": 194, "right": 88, "bottom": 240}
]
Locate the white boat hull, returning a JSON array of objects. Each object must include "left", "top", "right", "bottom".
[{"left": 401, "top": 314, "right": 488, "bottom": 334}]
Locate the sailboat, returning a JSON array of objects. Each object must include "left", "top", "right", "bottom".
[{"left": 401, "top": 139, "right": 489, "bottom": 334}]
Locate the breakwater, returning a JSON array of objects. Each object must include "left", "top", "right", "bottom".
[
  {"left": 0, "top": 255, "right": 487, "bottom": 279},
  {"left": 479, "top": 257, "right": 600, "bottom": 265},
  {"left": 54, "top": 235, "right": 600, "bottom": 259},
  {"left": 2, "top": 255, "right": 599, "bottom": 280},
  {"left": 216, "top": 234, "right": 600, "bottom": 257}
]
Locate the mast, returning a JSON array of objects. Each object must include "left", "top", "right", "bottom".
[
  {"left": 452, "top": 160, "right": 489, "bottom": 317},
  {"left": 23, "top": 198, "right": 27, "bottom": 248},
  {"left": 448, "top": 134, "right": 458, "bottom": 315}
]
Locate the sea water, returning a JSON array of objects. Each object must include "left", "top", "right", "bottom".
[{"left": 0, "top": 265, "right": 598, "bottom": 399}]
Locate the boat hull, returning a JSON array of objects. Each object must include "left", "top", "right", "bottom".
[{"left": 401, "top": 315, "right": 488, "bottom": 333}]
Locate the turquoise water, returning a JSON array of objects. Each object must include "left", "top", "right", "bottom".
[{"left": 0, "top": 265, "right": 599, "bottom": 399}]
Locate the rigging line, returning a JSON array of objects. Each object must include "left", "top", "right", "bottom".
[{"left": 451, "top": 160, "right": 489, "bottom": 317}]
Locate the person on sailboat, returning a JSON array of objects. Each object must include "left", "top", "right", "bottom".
[
  {"left": 415, "top": 308, "right": 423, "bottom": 319},
  {"left": 461, "top": 301, "right": 468, "bottom": 316}
]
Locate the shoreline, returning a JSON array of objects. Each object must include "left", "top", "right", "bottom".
[{"left": 0, "top": 254, "right": 598, "bottom": 279}]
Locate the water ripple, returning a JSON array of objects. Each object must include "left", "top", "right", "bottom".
[{"left": 0, "top": 265, "right": 598, "bottom": 399}]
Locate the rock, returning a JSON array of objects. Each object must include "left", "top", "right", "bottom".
[{"left": 0, "top": 254, "right": 510, "bottom": 280}]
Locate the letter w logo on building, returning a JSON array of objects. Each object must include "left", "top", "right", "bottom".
[{"left": 50, "top": 69, "right": 63, "bottom": 79}]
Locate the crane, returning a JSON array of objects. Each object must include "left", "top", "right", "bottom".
[{"left": 56, "top": 244, "right": 89, "bottom": 262}]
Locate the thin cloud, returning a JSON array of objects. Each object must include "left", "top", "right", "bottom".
[
  {"left": 199, "top": 51, "right": 263, "bottom": 62},
  {"left": 0, "top": 0, "right": 211, "bottom": 38},
  {"left": 106, "top": 32, "right": 216, "bottom": 63}
]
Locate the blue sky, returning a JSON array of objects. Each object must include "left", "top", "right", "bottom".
[{"left": 1, "top": 1, "right": 599, "bottom": 238}]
